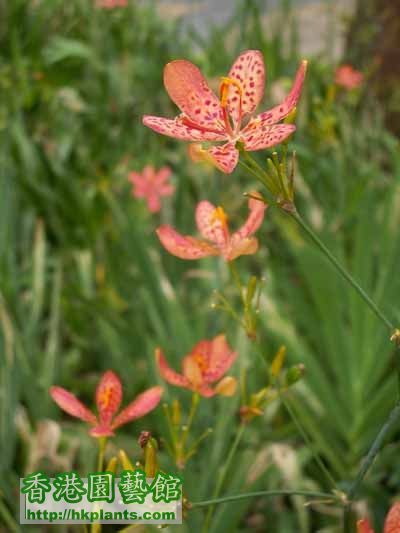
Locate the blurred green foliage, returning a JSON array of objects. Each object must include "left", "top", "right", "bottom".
[{"left": 1, "top": 0, "right": 400, "bottom": 532}]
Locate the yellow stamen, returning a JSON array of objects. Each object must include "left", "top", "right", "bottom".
[
  {"left": 219, "top": 76, "right": 243, "bottom": 107},
  {"left": 99, "top": 386, "right": 113, "bottom": 409}
]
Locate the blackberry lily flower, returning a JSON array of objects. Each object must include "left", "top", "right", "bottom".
[
  {"left": 156, "top": 335, "right": 237, "bottom": 397},
  {"left": 143, "top": 50, "right": 307, "bottom": 173},
  {"left": 50, "top": 371, "right": 163, "bottom": 438},
  {"left": 156, "top": 194, "right": 267, "bottom": 261}
]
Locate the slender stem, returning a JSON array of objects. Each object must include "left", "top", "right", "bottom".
[
  {"left": 348, "top": 401, "right": 400, "bottom": 500},
  {"left": 181, "top": 392, "right": 200, "bottom": 450},
  {"left": 282, "top": 396, "right": 337, "bottom": 490},
  {"left": 289, "top": 210, "right": 394, "bottom": 332},
  {"left": 201, "top": 424, "right": 245, "bottom": 532},
  {"left": 192, "top": 489, "right": 340, "bottom": 508},
  {"left": 97, "top": 437, "right": 107, "bottom": 472}
]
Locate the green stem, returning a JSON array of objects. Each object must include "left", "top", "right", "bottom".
[
  {"left": 348, "top": 401, "right": 400, "bottom": 501},
  {"left": 192, "top": 489, "right": 340, "bottom": 509},
  {"left": 289, "top": 210, "right": 394, "bottom": 332},
  {"left": 201, "top": 424, "right": 246, "bottom": 532},
  {"left": 282, "top": 396, "right": 337, "bottom": 490},
  {"left": 97, "top": 437, "right": 107, "bottom": 472}
]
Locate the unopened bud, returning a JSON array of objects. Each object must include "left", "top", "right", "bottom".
[
  {"left": 144, "top": 438, "right": 159, "bottom": 478},
  {"left": 271, "top": 346, "right": 287, "bottom": 378},
  {"left": 105, "top": 456, "right": 118, "bottom": 473},
  {"left": 215, "top": 376, "right": 238, "bottom": 397},
  {"left": 138, "top": 431, "right": 152, "bottom": 449},
  {"left": 171, "top": 399, "right": 181, "bottom": 426},
  {"left": 285, "top": 364, "right": 305, "bottom": 386},
  {"left": 118, "top": 449, "right": 134, "bottom": 471}
]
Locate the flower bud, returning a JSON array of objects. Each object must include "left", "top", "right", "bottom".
[
  {"left": 215, "top": 376, "right": 237, "bottom": 397},
  {"left": 285, "top": 364, "right": 305, "bottom": 386}
]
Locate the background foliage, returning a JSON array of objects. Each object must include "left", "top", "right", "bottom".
[{"left": 1, "top": 0, "right": 399, "bottom": 531}]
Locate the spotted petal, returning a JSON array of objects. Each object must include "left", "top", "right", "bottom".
[
  {"left": 226, "top": 236, "right": 259, "bottom": 261},
  {"left": 241, "top": 123, "right": 296, "bottom": 151},
  {"left": 384, "top": 502, "right": 400, "bottom": 533},
  {"left": 206, "top": 143, "right": 239, "bottom": 174},
  {"left": 203, "top": 335, "right": 237, "bottom": 384},
  {"left": 156, "top": 348, "right": 190, "bottom": 388},
  {"left": 233, "top": 195, "right": 267, "bottom": 240},
  {"left": 96, "top": 370, "right": 122, "bottom": 427},
  {"left": 143, "top": 115, "right": 226, "bottom": 142},
  {"left": 163, "top": 60, "right": 224, "bottom": 130},
  {"left": 156, "top": 225, "right": 219, "bottom": 260},
  {"left": 195, "top": 201, "right": 229, "bottom": 245},
  {"left": 50, "top": 386, "right": 97, "bottom": 424},
  {"left": 112, "top": 386, "right": 163, "bottom": 429},
  {"left": 252, "top": 60, "right": 307, "bottom": 126},
  {"left": 227, "top": 50, "right": 265, "bottom": 128}
]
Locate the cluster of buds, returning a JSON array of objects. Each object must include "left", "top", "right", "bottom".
[
  {"left": 240, "top": 346, "right": 305, "bottom": 423},
  {"left": 162, "top": 396, "right": 213, "bottom": 470}
]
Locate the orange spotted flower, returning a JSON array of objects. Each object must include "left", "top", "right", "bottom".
[
  {"left": 357, "top": 501, "right": 400, "bottom": 533},
  {"left": 50, "top": 371, "right": 163, "bottom": 437},
  {"left": 143, "top": 50, "right": 307, "bottom": 174},
  {"left": 129, "top": 165, "right": 174, "bottom": 213},
  {"left": 156, "top": 195, "right": 267, "bottom": 261},
  {"left": 335, "top": 64, "right": 364, "bottom": 90},
  {"left": 156, "top": 335, "right": 237, "bottom": 397}
]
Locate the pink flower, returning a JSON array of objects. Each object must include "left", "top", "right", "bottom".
[
  {"left": 96, "top": 0, "right": 127, "bottom": 9},
  {"left": 357, "top": 502, "right": 400, "bottom": 533},
  {"left": 335, "top": 64, "right": 364, "bottom": 90},
  {"left": 128, "top": 165, "right": 175, "bottom": 213},
  {"left": 156, "top": 335, "right": 237, "bottom": 397},
  {"left": 50, "top": 371, "right": 163, "bottom": 438},
  {"left": 143, "top": 50, "right": 307, "bottom": 174},
  {"left": 156, "top": 194, "right": 267, "bottom": 261}
]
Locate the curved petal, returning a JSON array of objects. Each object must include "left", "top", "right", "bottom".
[
  {"left": 253, "top": 60, "right": 307, "bottom": 126},
  {"left": 203, "top": 335, "right": 237, "bottom": 383},
  {"left": 156, "top": 348, "right": 190, "bottom": 388},
  {"left": 147, "top": 195, "right": 161, "bottom": 213},
  {"left": 357, "top": 520, "right": 375, "bottom": 533},
  {"left": 232, "top": 195, "right": 267, "bottom": 240},
  {"left": 206, "top": 143, "right": 239, "bottom": 174},
  {"left": 195, "top": 201, "right": 229, "bottom": 246},
  {"left": 143, "top": 115, "right": 226, "bottom": 142},
  {"left": 182, "top": 356, "right": 203, "bottom": 388},
  {"left": 156, "top": 225, "right": 219, "bottom": 260},
  {"left": 155, "top": 166, "right": 172, "bottom": 184},
  {"left": 227, "top": 50, "right": 265, "bottom": 128},
  {"left": 226, "top": 236, "right": 259, "bottom": 261},
  {"left": 112, "top": 386, "right": 163, "bottom": 429},
  {"left": 163, "top": 60, "right": 224, "bottom": 130},
  {"left": 384, "top": 502, "right": 400, "bottom": 533},
  {"left": 241, "top": 123, "right": 296, "bottom": 151},
  {"left": 96, "top": 371, "right": 122, "bottom": 427},
  {"left": 50, "top": 386, "right": 97, "bottom": 424}
]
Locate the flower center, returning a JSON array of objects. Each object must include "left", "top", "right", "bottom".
[
  {"left": 192, "top": 353, "right": 208, "bottom": 373},
  {"left": 219, "top": 76, "right": 243, "bottom": 137},
  {"left": 211, "top": 206, "right": 229, "bottom": 242},
  {"left": 98, "top": 386, "right": 113, "bottom": 411}
]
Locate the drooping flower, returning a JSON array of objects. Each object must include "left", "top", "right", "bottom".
[
  {"left": 156, "top": 334, "right": 237, "bottom": 397},
  {"left": 96, "top": 0, "right": 128, "bottom": 9},
  {"left": 143, "top": 50, "right": 307, "bottom": 173},
  {"left": 128, "top": 165, "right": 175, "bottom": 213},
  {"left": 50, "top": 371, "right": 163, "bottom": 438},
  {"left": 357, "top": 502, "right": 400, "bottom": 533},
  {"left": 156, "top": 194, "right": 267, "bottom": 261},
  {"left": 335, "top": 64, "right": 363, "bottom": 90}
]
